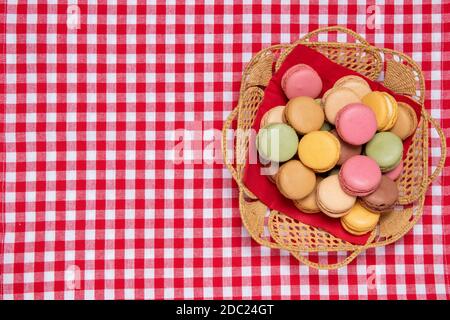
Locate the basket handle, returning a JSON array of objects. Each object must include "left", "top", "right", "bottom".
[
  {"left": 294, "top": 248, "right": 363, "bottom": 270},
  {"left": 222, "top": 106, "right": 257, "bottom": 198},
  {"left": 222, "top": 106, "right": 241, "bottom": 185},
  {"left": 297, "top": 26, "right": 370, "bottom": 46},
  {"left": 423, "top": 111, "right": 447, "bottom": 185}
]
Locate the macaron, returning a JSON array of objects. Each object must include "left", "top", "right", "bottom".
[
  {"left": 281, "top": 64, "right": 323, "bottom": 99},
  {"left": 360, "top": 176, "right": 399, "bottom": 214},
  {"left": 384, "top": 160, "right": 403, "bottom": 181},
  {"left": 389, "top": 102, "right": 418, "bottom": 140},
  {"left": 297, "top": 131, "right": 340, "bottom": 172},
  {"left": 333, "top": 75, "right": 372, "bottom": 99},
  {"left": 322, "top": 87, "right": 361, "bottom": 124},
  {"left": 260, "top": 105, "right": 287, "bottom": 128},
  {"left": 330, "top": 130, "right": 362, "bottom": 165},
  {"left": 293, "top": 177, "right": 323, "bottom": 213},
  {"left": 316, "top": 175, "right": 357, "bottom": 218},
  {"left": 276, "top": 160, "right": 316, "bottom": 200},
  {"left": 256, "top": 123, "right": 299, "bottom": 163},
  {"left": 362, "top": 91, "right": 398, "bottom": 131},
  {"left": 320, "top": 122, "right": 332, "bottom": 131},
  {"left": 284, "top": 96, "right": 325, "bottom": 134},
  {"left": 341, "top": 202, "right": 380, "bottom": 235},
  {"left": 338, "top": 155, "right": 382, "bottom": 196},
  {"left": 335, "top": 103, "right": 377, "bottom": 145},
  {"left": 365, "top": 132, "right": 404, "bottom": 172}
]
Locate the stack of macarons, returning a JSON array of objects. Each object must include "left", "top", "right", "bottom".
[{"left": 255, "top": 64, "right": 419, "bottom": 235}]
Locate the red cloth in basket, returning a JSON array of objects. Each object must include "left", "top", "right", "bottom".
[{"left": 242, "top": 44, "right": 422, "bottom": 245}]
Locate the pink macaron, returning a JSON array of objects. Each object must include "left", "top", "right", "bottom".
[
  {"left": 384, "top": 160, "right": 403, "bottom": 181},
  {"left": 281, "top": 64, "right": 323, "bottom": 99},
  {"left": 339, "top": 155, "right": 382, "bottom": 196},
  {"left": 335, "top": 103, "right": 378, "bottom": 145}
]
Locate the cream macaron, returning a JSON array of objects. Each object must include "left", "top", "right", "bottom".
[
  {"left": 316, "top": 175, "right": 357, "bottom": 218},
  {"left": 333, "top": 75, "right": 372, "bottom": 99},
  {"left": 322, "top": 87, "right": 361, "bottom": 125},
  {"left": 260, "top": 105, "right": 287, "bottom": 128}
]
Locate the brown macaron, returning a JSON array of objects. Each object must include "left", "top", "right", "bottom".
[
  {"left": 293, "top": 177, "right": 323, "bottom": 213},
  {"left": 389, "top": 102, "right": 418, "bottom": 140},
  {"left": 330, "top": 130, "right": 362, "bottom": 165},
  {"left": 360, "top": 175, "right": 399, "bottom": 213},
  {"left": 284, "top": 96, "right": 325, "bottom": 134},
  {"left": 276, "top": 160, "right": 316, "bottom": 200}
]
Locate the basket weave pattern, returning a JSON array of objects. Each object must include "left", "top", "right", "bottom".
[{"left": 222, "top": 27, "right": 446, "bottom": 269}]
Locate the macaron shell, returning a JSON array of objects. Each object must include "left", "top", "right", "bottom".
[
  {"left": 341, "top": 219, "right": 371, "bottom": 235},
  {"left": 341, "top": 202, "right": 380, "bottom": 234},
  {"left": 360, "top": 176, "right": 399, "bottom": 213},
  {"left": 335, "top": 103, "right": 377, "bottom": 145},
  {"left": 316, "top": 175, "right": 357, "bottom": 217},
  {"left": 323, "top": 87, "right": 361, "bottom": 124},
  {"left": 334, "top": 75, "right": 372, "bottom": 99},
  {"left": 389, "top": 102, "right": 418, "bottom": 140},
  {"left": 365, "top": 132, "right": 404, "bottom": 172},
  {"left": 362, "top": 91, "right": 390, "bottom": 131},
  {"left": 284, "top": 96, "right": 325, "bottom": 134},
  {"left": 330, "top": 130, "right": 362, "bottom": 165},
  {"left": 281, "top": 64, "right": 323, "bottom": 99},
  {"left": 384, "top": 160, "right": 403, "bottom": 181},
  {"left": 339, "top": 155, "right": 382, "bottom": 196},
  {"left": 276, "top": 160, "right": 316, "bottom": 200},
  {"left": 256, "top": 123, "right": 299, "bottom": 163},
  {"left": 260, "top": 105, "right": 286, "bottom": 128},
  {"left": 293, "top": 177, "right": 323, "bottom": 213},
  {"left": 380, "top": 92, "right": 399, "bottom": 131},
  {"left": 297, "top": 131, "right": 340, "bottom": 172}
]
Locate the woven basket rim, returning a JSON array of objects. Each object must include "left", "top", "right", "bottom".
[{"left": 222, "top": 26, "right": 446, "bottom": 269}]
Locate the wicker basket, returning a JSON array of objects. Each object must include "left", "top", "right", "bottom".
[{"left": 222, "top": 26, "right": 446, "bottom": 270}]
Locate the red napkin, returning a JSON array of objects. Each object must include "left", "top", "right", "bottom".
[{"left": 242, "top": 44, "right": 422, "bottom": 245}]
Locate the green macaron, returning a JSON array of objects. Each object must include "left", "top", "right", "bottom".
[
  {"left": 256, "top": 123, "right": 299, "bottom": 163},
  {"left": 320, "top": 121, "right": 332, "bottom": 131},
  {"left": 365, "top": 132, "right": 403, "bottom": 172}
]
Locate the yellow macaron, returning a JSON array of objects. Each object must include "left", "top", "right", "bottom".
[
  {"left": 362, "top": 91, "right": 398, "bottom": 131},
  {"left": 340, "top": 202, "right": 380, "bottom": 235},
  {"left": 297, "top": 131, "right": 340, "bottom": 172},
  {"left": 381, "top": 92, "right": 399, "bottom": 130}
]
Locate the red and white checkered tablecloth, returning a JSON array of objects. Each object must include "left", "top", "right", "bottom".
[{"left": 1, "top": 1, "right": 449, "bottom": 300}]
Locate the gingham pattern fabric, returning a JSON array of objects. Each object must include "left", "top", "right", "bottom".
[{"left": 1, "top": 1, "right": 449, "bottom": 300}]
